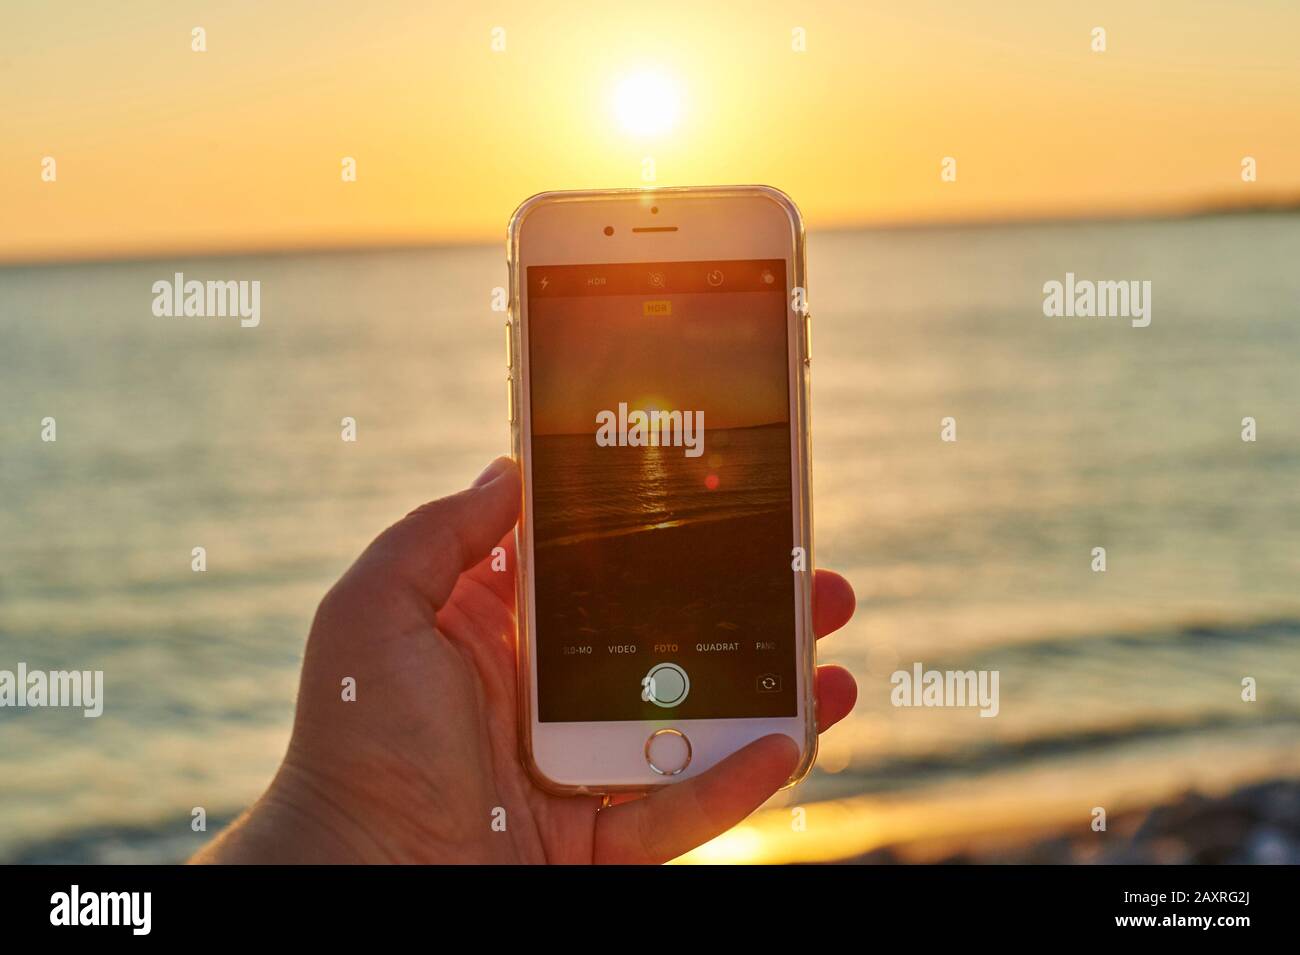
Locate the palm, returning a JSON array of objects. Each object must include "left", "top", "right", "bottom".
[
  {"left": 434, "top": 538, "right": 604, "bottom": 863},
  {"left": 201, "top": 459, "right": 856, "bottom": 865}
]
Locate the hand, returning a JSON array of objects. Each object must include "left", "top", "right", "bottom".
[{"left": 193, "top": 456, "right": 857, "bottom": 864}]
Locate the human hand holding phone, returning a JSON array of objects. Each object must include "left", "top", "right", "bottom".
[{"left": 193, "top": 456, "right": 857, "bottom": 864}]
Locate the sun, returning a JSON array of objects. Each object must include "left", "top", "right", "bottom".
[{"left": 612, "top": 70, "right": 681, "bottom": 138}]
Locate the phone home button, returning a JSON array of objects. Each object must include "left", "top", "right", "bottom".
[{"left": 645, "top": 728, "right": 692, "bottom": 776}]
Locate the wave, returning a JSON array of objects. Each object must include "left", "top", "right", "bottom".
[
  {"left": 530, "top": 423, "right": 792, "bottom": 545},
  {"left": 3, "top": 815, "right": 234, "bottom": 865},
  {"left": 535, "top": 503, "right": 787, "bottom": 549},
  {"left": 835, "top": 708, "right": 1300, "bottom": 795}
]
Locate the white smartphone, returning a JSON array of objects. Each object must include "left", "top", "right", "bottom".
[{"left": 506, "top": 185, "right": 815, "bottom": 794}]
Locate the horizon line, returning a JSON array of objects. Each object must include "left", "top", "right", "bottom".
[
  {"left": 4, "top": 192, "right": 1297, "bottom": 270},
  {"left": 535, "top": 420, "right": 786, "bottom": 438}
]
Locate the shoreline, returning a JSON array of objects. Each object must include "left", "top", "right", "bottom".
[
  {"left": 10, "top": 776, "right": 1299, "bottom": 865},
  {"left": 843, "top": 777, "right": 1300, "bottom": 865}
]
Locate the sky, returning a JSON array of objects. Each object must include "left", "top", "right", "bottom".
[
  {"left": 3, "top": 0, "right": 1299, "bottom": 262},
  {"left": 529, "top": 291, "right": 789, "bottom": 434}
]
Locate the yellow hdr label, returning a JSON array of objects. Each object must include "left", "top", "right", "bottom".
[{"left": 643, "top": 300, "right": 672, "bottom": 316}]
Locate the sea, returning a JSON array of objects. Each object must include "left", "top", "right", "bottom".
[{"left": 1, "top": 213, "right": 1298, "bottom": 862}]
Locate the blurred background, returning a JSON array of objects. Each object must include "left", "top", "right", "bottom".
[{"left": 1, "top": 0, "right": 1298, "bottom": 863}]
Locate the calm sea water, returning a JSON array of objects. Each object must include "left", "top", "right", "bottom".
[
  {"left": 2, "top": 215, "right": 1299, "bottom": 862},
  {"left": 532, "top": 424, "right": 790, "bottom": 546}
]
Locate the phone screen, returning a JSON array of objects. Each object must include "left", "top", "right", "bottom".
[{"left": 526, "top": 259, "right": 798, "bottom": 722}]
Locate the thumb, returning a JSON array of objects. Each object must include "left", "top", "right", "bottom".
[
  {"left": 344, "top": 456, "right": 521, "bottom": 613},
  {"left": 593, "top": 734, "right": 800, "bottom": 864}
]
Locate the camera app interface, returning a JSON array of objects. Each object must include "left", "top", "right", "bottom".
[{"left": 526, "top": 259, "right": 798, "bottom": 722}]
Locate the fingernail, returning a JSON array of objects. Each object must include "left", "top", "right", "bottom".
[{"left": 473, "top": 456, "right": 513, "bottom": 487}]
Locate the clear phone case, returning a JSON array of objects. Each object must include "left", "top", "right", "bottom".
[{"left": 505, "top": 185, "right": 816, "bottom": 795}]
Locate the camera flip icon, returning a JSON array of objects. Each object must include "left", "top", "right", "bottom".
[{"left": 756, "top": 673, "right": 781, "bottom": 693}]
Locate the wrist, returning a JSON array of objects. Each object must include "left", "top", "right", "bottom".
[{"left": 191, "top": 763, "right": 379, "bottom": 864}]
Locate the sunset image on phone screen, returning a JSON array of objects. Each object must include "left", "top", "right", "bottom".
[{"left": 527, "top": 260, "right": 797, "bottom": 722}]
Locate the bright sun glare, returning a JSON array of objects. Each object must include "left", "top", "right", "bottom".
[{"left": 613, "top": 70, "right": 681, "bottom": 137}]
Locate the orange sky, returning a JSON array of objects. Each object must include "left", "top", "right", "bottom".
[
  {"left": 3, "top": 0, "right": 1298, "bottom": 262},
  {"left": 529, "top": 291, "right": 789, "bottom": 434}
]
